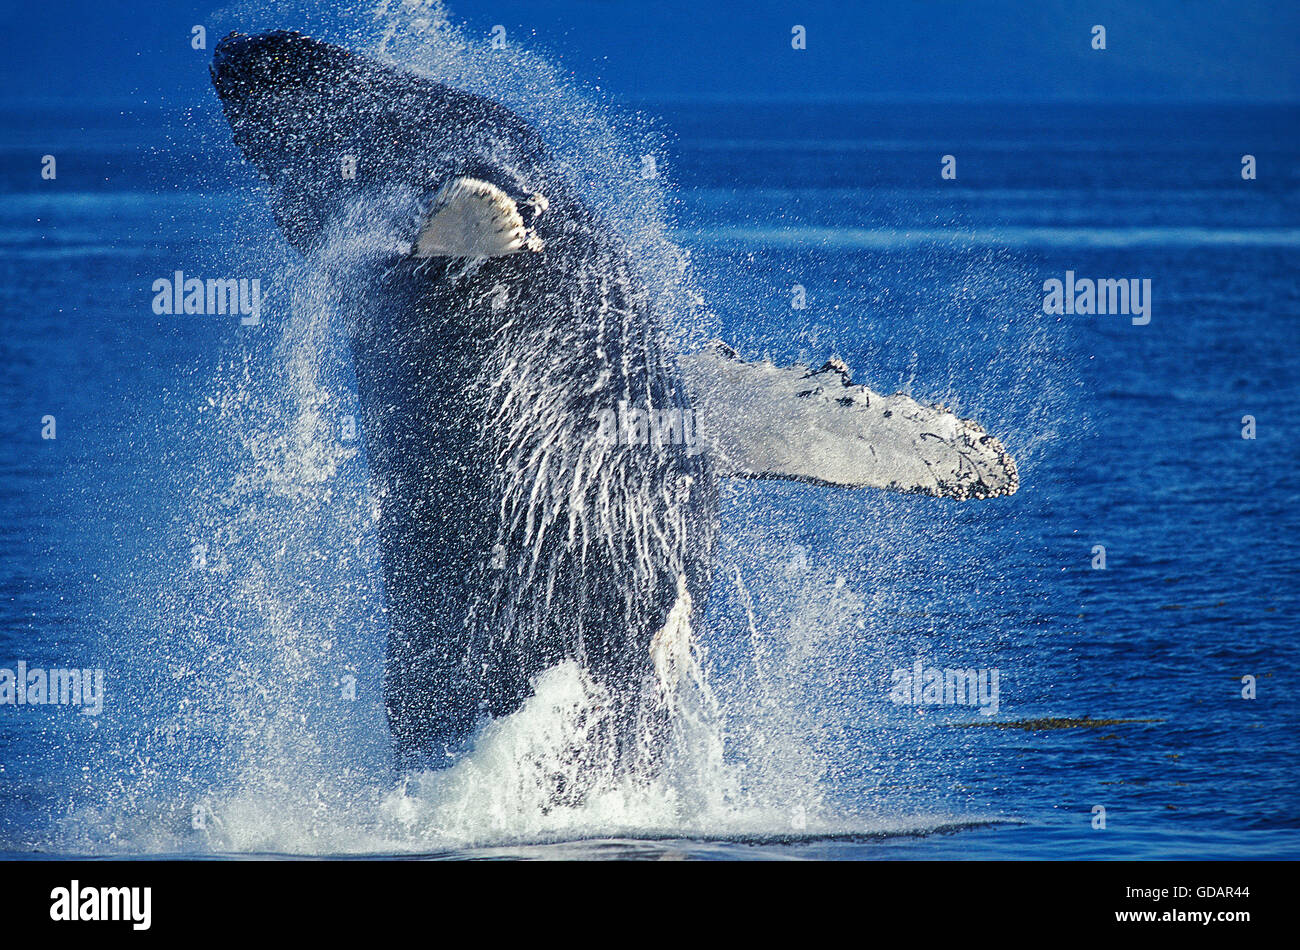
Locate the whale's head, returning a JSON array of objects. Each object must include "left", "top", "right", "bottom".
[{"left": 211, "top": 31, "right": 551, "bottom": 255}]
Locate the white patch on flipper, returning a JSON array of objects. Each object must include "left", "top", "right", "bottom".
[
  {"left": 679, "top": 343, "right": 1019, "bottom": 500},
  {"left": 413, "top": 176, "right": 544, "bottom": 258},
  {"left": 649, "top": 574, "right": 699, "bottom": 707}
]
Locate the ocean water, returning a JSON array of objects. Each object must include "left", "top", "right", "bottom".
[{"left": 0, "top": 18, "right": 1298, "bottom": 859}]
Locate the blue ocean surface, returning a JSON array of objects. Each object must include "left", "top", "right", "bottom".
[{"left": 0, "top": 47, "right": 1297, "bottom": 859}]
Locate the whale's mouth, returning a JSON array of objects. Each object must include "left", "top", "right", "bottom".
[
  {"left": 210, "top": 31, "right": 406, "bottom": 255},
  {"left": 209, "top": 30, "right": 361, "bottom": 167},
  {"left": 210, "top": 30, "right": 552, "bottom": 261},
  {"left": 210, "top": 32, "right": 325, "bottom": 193},
  {"left": 210, "top": 30, "right": 345, "bottom": 104}
]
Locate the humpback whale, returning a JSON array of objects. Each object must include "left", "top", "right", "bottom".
[{"left": 210, "top": 31, "right": 1018, "bottom": 770}]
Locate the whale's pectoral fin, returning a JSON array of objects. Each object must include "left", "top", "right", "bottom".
[
  {"left": 412, "top": 176, "right": 545, "bottom": 258},
  {"left": 679, "top": 342, "right": 1018, "bottom": 500}
]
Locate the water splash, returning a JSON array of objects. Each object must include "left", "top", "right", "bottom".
[{"left": 28, "top": 1, "right": 1038, "bottom": 856}]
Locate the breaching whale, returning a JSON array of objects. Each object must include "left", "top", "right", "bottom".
[{"left": 210, "top": 31, "right": 1018, "bottom": 770}]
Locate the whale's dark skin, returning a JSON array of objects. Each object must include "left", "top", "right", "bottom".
[{"left": 211, "top": 31, "right": 716, "bottom": 767}]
